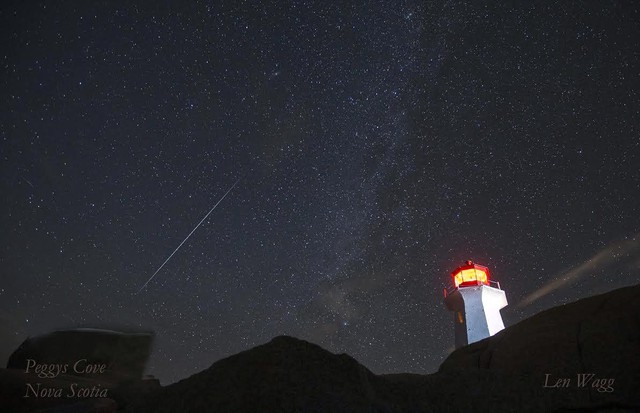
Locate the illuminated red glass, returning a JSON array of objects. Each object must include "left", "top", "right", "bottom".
[{"left": 452, "top": 261, "right": 490, "bottom": 288}]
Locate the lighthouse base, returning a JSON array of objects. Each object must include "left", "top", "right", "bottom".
[{"left": 444, "top": 285, "right": 507, "bottom": 349}]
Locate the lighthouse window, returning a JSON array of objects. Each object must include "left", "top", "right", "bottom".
[{"left": 454, "top": 268, "right": 488, "bottom": 287}]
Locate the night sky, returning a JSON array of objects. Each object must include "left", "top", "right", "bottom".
[{"left": 2, "top": 1, "right": 639, "bottom": 385}]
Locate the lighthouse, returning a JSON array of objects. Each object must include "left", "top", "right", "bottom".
[{"left": 443, "top": 261, "right": 507, "bottom": 348}]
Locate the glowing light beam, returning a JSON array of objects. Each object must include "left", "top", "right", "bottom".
[{"left": 518, "top": 235, "right": 640, "bottom": 308}]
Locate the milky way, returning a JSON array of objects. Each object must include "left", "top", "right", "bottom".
[{"left": 1, "top": 1, "right": 639, "bottom": 384}]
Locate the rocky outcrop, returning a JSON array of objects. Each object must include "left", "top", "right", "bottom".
[
  {"left": 125, "top": 335, "right": 552, "bottom": 413},
  {"left": 440, "top": 284, "right": 640, "bottom": 410},
  {"left": 7, "top": 329, "right": 153, "bottom": 382},
  {"left": 127, "top": 285, "right": 640, "bottom": 413},
  {"left": 1, "top": 329, "right": 158, "bottom": 413},
  {"left": 128, "top": 335, "right": 388, "bottom": 413},
  {"left": 2, "top": 286, "right": 639, "bottom": 412}
]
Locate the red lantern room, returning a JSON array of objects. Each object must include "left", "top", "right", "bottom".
[{"left": 451, "top": 260, "right": 490, "bottom": 288}]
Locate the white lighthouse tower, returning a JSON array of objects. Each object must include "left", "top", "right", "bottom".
[{"left": 444, "top": 261, "right": 507, "bottom": 348}]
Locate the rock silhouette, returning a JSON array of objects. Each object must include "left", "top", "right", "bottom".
[
  {"left": 2, "top": 285, "right": 639, "bottom": 412},
  {"left": 7, "top": 329, "right": 153, "bottom": 382},
  {"left": 0, "top": 329, "right": 157, "bottom": 413},
  {"left": 128, "top": 285, "right": 640, "bottom": 413},
  {"left": 440, "top": 283, "right": 640, "bottom": 410}
]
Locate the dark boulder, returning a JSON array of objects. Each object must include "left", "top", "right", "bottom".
[
  {"left": 7, "top": 329, "right": 153, "bottom": 382},
  {"left": 29, "top": 398, "right": 118, "bottom": 413},
  {"left": 440, "top": 284, "right": 640, "bottom": 410},
  {"left": 1, "top": 329, "right": 157, "bottom": 413}
]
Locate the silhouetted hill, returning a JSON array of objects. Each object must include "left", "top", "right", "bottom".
[
  {"left": 125, "top": 335, "right": 553, "bottom": 412},
  {"left": 127, "top": 335, "right": 388, "bottom": 412},
  {"left": 440, "top": 284, "right": 640, "bottom": 410},
  {"left": 2, "top": 285, "right": 639, "bottom": 412},
  {"left": 127, "top": 285, "right": 640, "bottom": 413}
]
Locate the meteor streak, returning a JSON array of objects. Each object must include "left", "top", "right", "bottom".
[{"left": 135, "top": 179, "right": 240, "bottom": 294}]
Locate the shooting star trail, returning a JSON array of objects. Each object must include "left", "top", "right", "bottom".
[
  {"left": 135, "top": 179, "right": 240, "bottom": 294},
  {"left": 21, "top": 176, "right": 34, "bottom": 188}
]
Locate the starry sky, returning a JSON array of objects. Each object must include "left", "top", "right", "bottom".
[{"left": 1, "top": 1, "right": 639, "bottom": 384}]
